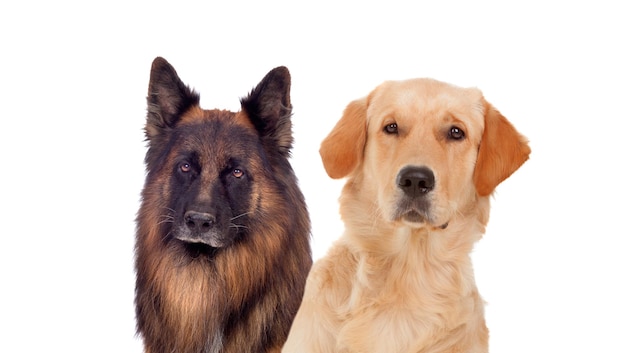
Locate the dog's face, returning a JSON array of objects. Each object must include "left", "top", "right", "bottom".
[
  {"left": 157, "top": 109, "right": 265, "bottom": 249},
  {"left": 142, "top": 57, "right": 294, "bottom": 252},
  {"left": 320, "top": 79, "right": 530, "bottom": 229},
  {"left": 364, "top": 80, "right": 485, "bottom": 228}
]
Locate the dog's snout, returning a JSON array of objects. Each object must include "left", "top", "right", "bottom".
[
  {"left": 184, "top": 211, "right": 216, "bottom": 232},
  {"left": 397, "top": 166, "right": 435, "bottom": 197}
]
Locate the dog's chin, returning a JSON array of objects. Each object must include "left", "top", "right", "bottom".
[
  {"left": 182, "top": 241, "right": 219, "bottom": 258},
  {"left": 401, "top": 210, "right": 426, "bottom": 223},
  {"left": 394, "top": 210, "right": 449, "bottom": 230},
  {"left": 179, "top": 236, "right": 226, "bottom": 248}
]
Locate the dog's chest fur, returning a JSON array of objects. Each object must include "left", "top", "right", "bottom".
[{"left": 336, "top": 224, "right": 487, "bottom": 352}]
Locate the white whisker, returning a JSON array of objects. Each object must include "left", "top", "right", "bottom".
[{"left": 230, "top": 212, "right": 251, "bottom": 221}]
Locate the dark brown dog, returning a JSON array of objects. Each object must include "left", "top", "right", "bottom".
[{"left": 135, "top": 57, "right": 312, "bottom": 353}]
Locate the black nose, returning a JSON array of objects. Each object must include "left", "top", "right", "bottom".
[
  {"left": 184, "top": 211, "right": 216, "bottom": 232},
  {"left": 397, "top": 166, "right": 435, "bottom": 197}
]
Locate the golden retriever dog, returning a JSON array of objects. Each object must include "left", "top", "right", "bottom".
[{"left": 282, "top": 78, "right": 530, "bottom": 353}]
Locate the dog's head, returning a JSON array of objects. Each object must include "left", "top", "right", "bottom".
[
  {"left": 320, "top": 79, "right": 530, "bottom": 229},
  {"left": 142, "top": 57, "right": 294, "bottom": 251}
]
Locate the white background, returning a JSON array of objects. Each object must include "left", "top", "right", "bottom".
[{"left": 1, "top": 1, "right": 625, "bottom": 352}]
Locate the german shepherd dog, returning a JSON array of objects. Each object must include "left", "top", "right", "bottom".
[{"left": 135, "top": 57, "right": 312, "bottom": 353}]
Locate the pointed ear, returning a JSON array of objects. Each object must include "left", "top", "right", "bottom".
[
  {"left": 319, "top": 98, "right": 368, "bottom": 179},
  {"left": 240, "top": 66, "right": 293, "bottom": 156},
  {"left": 473, "top": 98, "right": 531, "bottom": 196},
  {"left": 145, "top": 57, "right": 199, "bottom": 141}
]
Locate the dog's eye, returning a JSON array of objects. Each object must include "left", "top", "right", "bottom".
[
  {"left": 384, "top": 123, "right": 398, "bottom": 134},
  {"left": 232, "top": 168, "right": 244, "bottom": 178},
  {"left": 448, "top": 126, "right": 465, "bottom": 140},
  {"left": 180, "top": 162, "right": 192, "bottom": 173}
]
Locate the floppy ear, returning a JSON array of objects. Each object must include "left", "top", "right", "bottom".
[
  {"left": 240, "top": 66, "right": 293, "bottom": 156},
  {"left": 473, "top": 99, "right": 531, "bottom": 196},
  {"left": 145, "top": 57, "right": 200, "bottom": 141},
  {"left": 319, "top": 98, "right": 368, "bottom": 179}
]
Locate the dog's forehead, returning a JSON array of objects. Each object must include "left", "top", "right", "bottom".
[
  {"left": 173, "top": 108, "right": 260, "bottom": 161},
  {"left": 178, "top": 107, "right": 236, "bottom": 124},
  {"left": 367, "top": 78, "right": 484, "bottom": 125}
]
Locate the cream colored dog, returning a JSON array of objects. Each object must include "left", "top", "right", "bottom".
[{"left": 283, "top": 78, "right": 530, "bottom": 353}]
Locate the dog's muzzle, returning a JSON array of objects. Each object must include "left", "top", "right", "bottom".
[
  {"left": 174, "top": 210, "right": 229, "bottom": 248},
  {"left": 393, "top": 166, "right": 442, "bottom": 226}
]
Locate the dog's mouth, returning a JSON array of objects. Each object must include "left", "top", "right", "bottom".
[
  {"left": 172, "top": 215, "right": 236, "bottom": 249},
  {"left": 393, "top": 206, "right": 449, "bottom": 229},
  {"left": 402, "top": 210, "right": 426, "bottom": 223},
  {"left": 174, "top": 228, "right": 232, "bottom": 248},
  {"left": 392, "top": 197, "right": 431, "bottom": 223},
  {"left": 182, "top": 241, "right": 219, "bottom": 258}
]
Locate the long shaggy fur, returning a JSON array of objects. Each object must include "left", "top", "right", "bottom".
[{"left": 135, "top": 57, "right": 312, "bottom": 353}]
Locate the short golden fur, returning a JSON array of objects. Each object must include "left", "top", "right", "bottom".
[{"left": 282, "top": 79, "right": 530, "bottom": 352}]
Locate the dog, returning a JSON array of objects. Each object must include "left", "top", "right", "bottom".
[
  {"left": 282, "top": 78, "right": 530, "bottom": 353},
  {"left": 135, "top": 57, "right": 312, "bottom": 353}
]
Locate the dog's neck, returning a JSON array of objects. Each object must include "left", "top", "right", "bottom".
[
  {"left": 340, "top": 175, "right": 491, "bottom": 260},
  {"left": 340, "top": 211, "right": 489, "bottom": 309},
  {"left": 344, "top": 215, "right": 485, "bottom": 259}
]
